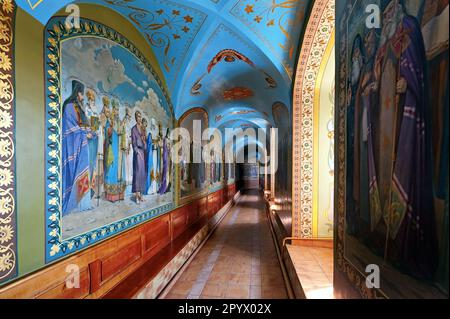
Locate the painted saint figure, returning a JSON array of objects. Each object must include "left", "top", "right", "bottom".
[
  {"left": 158, "top": 128, "right": 170, "bottom": 195},
  {"left": 131, "top": 110, "right": 147, "bottom": 203},
  {"left": 122, "top": 107, "right": 134, "bottom": 196},
  {"left": 353, "top": 29, "right": 380, "bottom": 240},
  {"left": 369, "top": 1, "right": 438, "bottom": 279},
  {"left": 156, "top": 123, "right": 163, "bottom": 189},
  {"left": 104, "top": 100, "right": 124, "bottom": 202},
  {"left": 150, "top": 119, "right": 160, "bottom": 194},
  {"left": 346, "top": 35, "right": 364, "bottom": 236},
  {"left": 61, "top": 80, "right": 92, "bottom": 215},
  {"left": 144, "top": 119, "right": 157, "bottom": 195},
  {"left": 85, "top": 90, "right": 99, "bottom": 200},
  {"left": 95, "top": 96, "right": 110, "bottom": 199}
]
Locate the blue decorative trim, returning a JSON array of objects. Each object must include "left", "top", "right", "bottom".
[
  {"left": 44, "top": 17, "right": 174, "bottom": 263},
  {"left": 209, "top": 183, "right": 225, "bottom": 194}
]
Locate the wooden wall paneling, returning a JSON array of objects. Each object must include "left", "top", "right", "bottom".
[
  {"left": 207, "top": 193, "right": 214, "bottom": 218},
  {"left": 37, "top": 267, "right": 91, "bottom": 299},
  {"left": 198, "top": 197, "right": 208, "bottom": 218},
  {"left": 100, "top": 239, "right": 142, "bottom": 283},
  {"left": 0, "top": 186, "right": 238, "bottom": 299},
  {"left": 171, "top": 206, "right": 188, "bottom": 241},
  {"left": 89, "top": 260, "right": 102, "bottom": 294},
  {"left": 187, "top": 200, "right": 199, "bottom": 226}
]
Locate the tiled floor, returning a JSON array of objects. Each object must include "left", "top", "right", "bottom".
[
  {"left": 162, "top": 190, "right": 288, "bottom": 299},
  {"left": 286, "top": 245, "right": 335, "bottom": 299}
]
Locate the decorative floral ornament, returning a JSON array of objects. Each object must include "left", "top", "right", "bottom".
[
  {"left": 0, "top": 138, "right": 11, "bottom": 157},
  {"left": 0, "top": 21, "right": 10, "bottom": 43},
  {"left": 0, "top": 168, "right": 12, "bottom": 187},
  {"left": 1, "top": 0, "right": 13, "bottom": 14},
  {"left": 0, "top": 251, "right": 13, "bottom": 272},
  {"left": 0, "top": 52, "right": 12, "bottom": 71},
  {"left": 50, "top": 244, "right": 60, "bottom": 257},
  {"left": 0, "top": 80, "right": 11, "bottom": 100},
  {"left": 0, "top": 196, "right": 12, "bottom": 216}
]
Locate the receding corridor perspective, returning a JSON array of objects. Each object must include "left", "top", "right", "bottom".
[{"left": 161, "top": 191, "right": 287, "bottom": 299}]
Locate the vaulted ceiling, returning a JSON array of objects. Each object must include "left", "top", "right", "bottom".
[{"left": 17, "top": 0, "right": 312, "bottom": 132}]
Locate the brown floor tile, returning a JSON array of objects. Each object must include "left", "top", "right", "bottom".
[
  {"left": 227, "top": 273, "right": 251, "bottom": 285},
  {"left": 171, "top": 280, "right": 196, "bottom": 295},
  {"left": 225, "top": 283, "right": 250, "bottom": 299},
  {"left": 201, "top": 283, "right": 228, "bottom": 298},
  {"left": 208, "top": 272, "right": 229, "bottom": 284},
  {"left": 165, "top": 292, "right": 187, "bottom": 299},
  {"left": 249, "top": 285, "right": 262, "bottom": 299}
]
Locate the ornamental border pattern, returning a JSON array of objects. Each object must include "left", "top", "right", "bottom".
[
  {"left": 0, "top": 0, "right": 17, "bottom": 284},
  {"left": 44, "top": 17, "right": 174, "bottom": 263},
  {"left": 292, "top": 0, "right": 334, "bottom": 238}
]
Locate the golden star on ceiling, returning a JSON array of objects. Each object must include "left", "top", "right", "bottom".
[{"left": 245, "top": 5, "right": 254, "bottom": 14}]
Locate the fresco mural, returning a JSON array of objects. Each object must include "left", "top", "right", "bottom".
[
  {"left": 177, "top": 23, "right": 290, "bottom": 119},
  {"left": 14, "top": 0, "right": 313, "bottom": 112},
  {"left": 337, "top": 0, "right": 449, "bottom": 298},
  {"left": 230, "top": 0, "right": 310, "bottom": 76},
  {"left": 44, "top": 18, "right": 174, "bottom": 261},
  {"left": 99, "top": 0, "right": 207, "bottom": 90},
  {"left": 178, "top": 109, "right": 209, "bottom": 201},
  {"left": 191, "top": 49, "right": 277, "bottom": 96}
]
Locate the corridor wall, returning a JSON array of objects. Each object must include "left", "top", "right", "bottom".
[
  {"left": 272, "top": 102, "right": 292, "bottom": 213},
  {"left": 335, "top": 0, "right": 449, "bottom": 299},
  {"left": 0, "top": 2, "right": 236, "bottom": 298},
  {"left": 292, "top": 0, "right": 335, "bottom": 240}
]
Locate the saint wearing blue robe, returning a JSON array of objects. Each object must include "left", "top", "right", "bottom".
[{"left": 104, "top": 102, "right": 124, "bottom": 202}]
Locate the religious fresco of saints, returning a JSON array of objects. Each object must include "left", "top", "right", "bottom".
[
  {"left": 44, "top": 18, "right": 175, "bottom": 262},
  {"left": 342, "top": 0, "right": 449, "bottom": 290}
]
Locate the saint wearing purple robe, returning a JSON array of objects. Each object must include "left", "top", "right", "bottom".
[
  {"left": 131, "top": 110, "right": 147, "bottom": 203},
  {"left": 369, "top": 1, "right": 438, "bottom": 279},
  {"left": 158, "top": 128, "right": 170, "bottom": 195}
]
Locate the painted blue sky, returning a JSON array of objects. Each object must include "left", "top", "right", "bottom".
[{"left": 61, "top": 37, "right": 171, "bottom": 121}]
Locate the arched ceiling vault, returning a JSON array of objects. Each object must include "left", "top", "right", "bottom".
[{"left": 17, "top": 0, "right": 312, "bottom": 128}]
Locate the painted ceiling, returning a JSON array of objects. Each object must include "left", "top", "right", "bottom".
[{"left": 17, "top": 0, "right": 312, "bottom": 131}]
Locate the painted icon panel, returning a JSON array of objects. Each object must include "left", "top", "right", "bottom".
[{"left": 338, "top": 0, "right": 448, "bottom": 298}]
